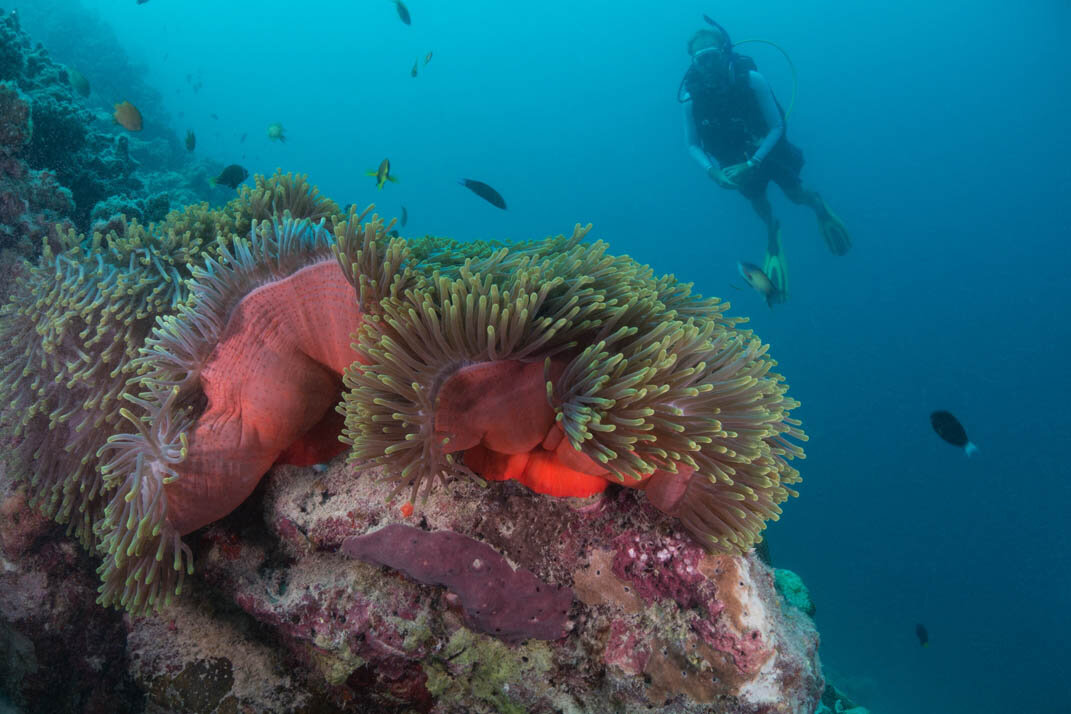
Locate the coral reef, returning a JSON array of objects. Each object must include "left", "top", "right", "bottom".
[
  {"left": 0, "top": 9, "right": 220, "bottom": 261},
  {"left": 817, "top": 684, "right": 871, "bottom": 714},
  {"left": 0, "top": 171, "right": 824, "bottom": 710},
  {"left": 0, "top": 79, "right": 74, "bottom": 256},
  {"left": 0, "top": 444, "right": 834, "bottom": 711},
  {"left": 1, "top": 165, "right": 804, "bottom": 618},
  {"left": 16, "top": 0, "right": 174, "bottom": 146}
]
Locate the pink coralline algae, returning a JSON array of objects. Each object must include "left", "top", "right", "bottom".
[
  {"left": 603, "top": 617, "right": 651, "bottom": 675},
  {"left": 611, "top": 530, "right": 711, "bottom": 609},
  {"left": 610, "top": 530, "right": 772, "bottom": 676},
  {"left": 342, "top": 523, "right": 574, "bottom": 643}
]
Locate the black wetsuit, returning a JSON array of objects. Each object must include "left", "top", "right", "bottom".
[{"left": 683, "top": 64, "right": 805, "bottom": 197}]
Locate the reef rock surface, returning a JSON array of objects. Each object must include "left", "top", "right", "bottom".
[{"left": 1, "top": 451, "right": 824, "bottom": 713}]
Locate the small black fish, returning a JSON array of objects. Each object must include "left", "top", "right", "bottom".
[
  {"left": 210, "top": 113, "right": 219, "bottom": 120},
  {"left": 915, "top": 623, "right": 929, "bottom": 647},
  {"left": 930, "top": 410, "right": 977, "bottom": 456},
  {"left": 210, "top": 164, "right": 249, "bottom": 189},
  {"left": 400, "top": 205, "right": 408, "bottom": 227},
  {"left": 240, "top": 132, "right": 247, "bottom": 143},
  {"left": 136, "top": 0, "right": 149, "bottom": 5},
  {"left": 410, "top": 59, "right": 418, "bottom": 78},
  {"left": 459, "top": 179, "right": 507, "bottom": 210},
  {"left": 185, "top": 129, "right": 195, "bottom": 152},
  {"left": 392, "top": 0, "right": 411, "bottom": 25}
]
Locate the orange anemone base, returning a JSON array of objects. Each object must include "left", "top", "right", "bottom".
[{"left": 435, "top": 359, "right": 643, "bottom": 499}]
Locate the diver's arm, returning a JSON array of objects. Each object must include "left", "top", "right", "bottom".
[
  {"left": 684, "top": 104, "right": 715, "bottom": 171},
  {"left": 748, "top": 71, "right": 785, "bottom": 165}
]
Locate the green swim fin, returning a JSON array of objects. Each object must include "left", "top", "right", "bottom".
[
  {"left": 762, "top": 225, "right": 788, "bottom": 306},
  {"left": 817, "top": 198, "right": 851, "bottom": 256}
]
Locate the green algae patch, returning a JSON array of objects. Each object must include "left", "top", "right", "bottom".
[
  {"left": 399, "top": 609, "right": 435, "bottom": 652},
  {"left": 424, "top": 629, "right": 552, "bottom": 714},
  {"left": 308, "top": 641, "right": 364, "bottom": 687}
]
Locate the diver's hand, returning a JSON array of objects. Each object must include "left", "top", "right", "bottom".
[
  {"left": 707, "top": 166, "right": 737, "bottom": 189},
  {"left": 722, "top": 162, "right": 753, "bottom": 185}
]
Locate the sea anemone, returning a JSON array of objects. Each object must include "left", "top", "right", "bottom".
[
  {"left": 0, "top": 221, "right": 195, "bottom": 550},
  {"left": 232, "top": 170, "right": 341, "bottom": 237},
  {"left": 150, "top": 201, "right": 237, "bottom": 260},
  {"left": 1, "top": 180, "right": 805, "bottom": 614},
  {"left": 93, "top": 213, "right": 372, "bottom": 611},
  {"left": 339, "top": 226, "right": 806, "bottom": 553}
]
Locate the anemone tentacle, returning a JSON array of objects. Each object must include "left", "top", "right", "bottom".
[
  {"left": 1, "top": 179, "right": 806, "bottom": 616},
  {"left": 232, "top": 170, "right": 342, "bottom": 236},
  {"left": 340, "top": 224, "right": 806, "bottom": 553},
  {"left": 91, "top": 214, "right": 362, "bottom": 611},
  {"left": 0, "top": 226, "right": 198, "bottom": 549},
  {"left": 339, "top": 225, "right": 630, "bottom": 501},
  {"left": 95, "top": 385, "right": 193, "bottom": 613}
]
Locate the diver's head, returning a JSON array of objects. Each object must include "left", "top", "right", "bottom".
[
  {"left": 688, "top": 28, "right": 729, "bottom": 56},
  {"left": 688, "top": 29, "right": 731, "bottom": 84}
]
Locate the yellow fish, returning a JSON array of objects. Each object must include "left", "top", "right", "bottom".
[
  {"left": 113, "top": 101, "right": 143, "bottom": 131},
  {"left": 366, "top": 158, "right": 398, "bottom": 190}
]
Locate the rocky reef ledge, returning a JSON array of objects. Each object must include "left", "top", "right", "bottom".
[{"left": 1, "top": 450, "right": 825, "bottom": 713}]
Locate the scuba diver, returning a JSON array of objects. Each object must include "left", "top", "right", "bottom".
[{"left": 680, "top": 17, "right": 851, "bottom": 305}]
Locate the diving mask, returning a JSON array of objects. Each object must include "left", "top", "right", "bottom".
[
  {"left": 692, "top": 46, "right": 727, "bottom": 72},
  {"left": 691, "top": 46, "right": 731, "bottom": 88},
  {"left": 689, "top": 45, "right": 732, "bottom": 79}
]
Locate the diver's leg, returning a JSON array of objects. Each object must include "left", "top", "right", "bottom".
[
  {"left": 782, "top": 181, "right": 852, "bottom": 256},
  {"left": 743, "top": 185, "right": 780, "bottom": 251},
  {"left": 741, "top": 183, "right": 787, "bottom": 303},
  {"left": 782, "top": 181, "right": 822, "bottom": 212}
]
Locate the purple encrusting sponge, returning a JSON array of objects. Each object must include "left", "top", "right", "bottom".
[{"left": 342, "top": 524, "right": 573, "bottom": 643}]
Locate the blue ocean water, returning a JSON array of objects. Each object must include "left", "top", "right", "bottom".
[{"left": 21, "top": 0, "right": 1071, "bottom": 711}]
